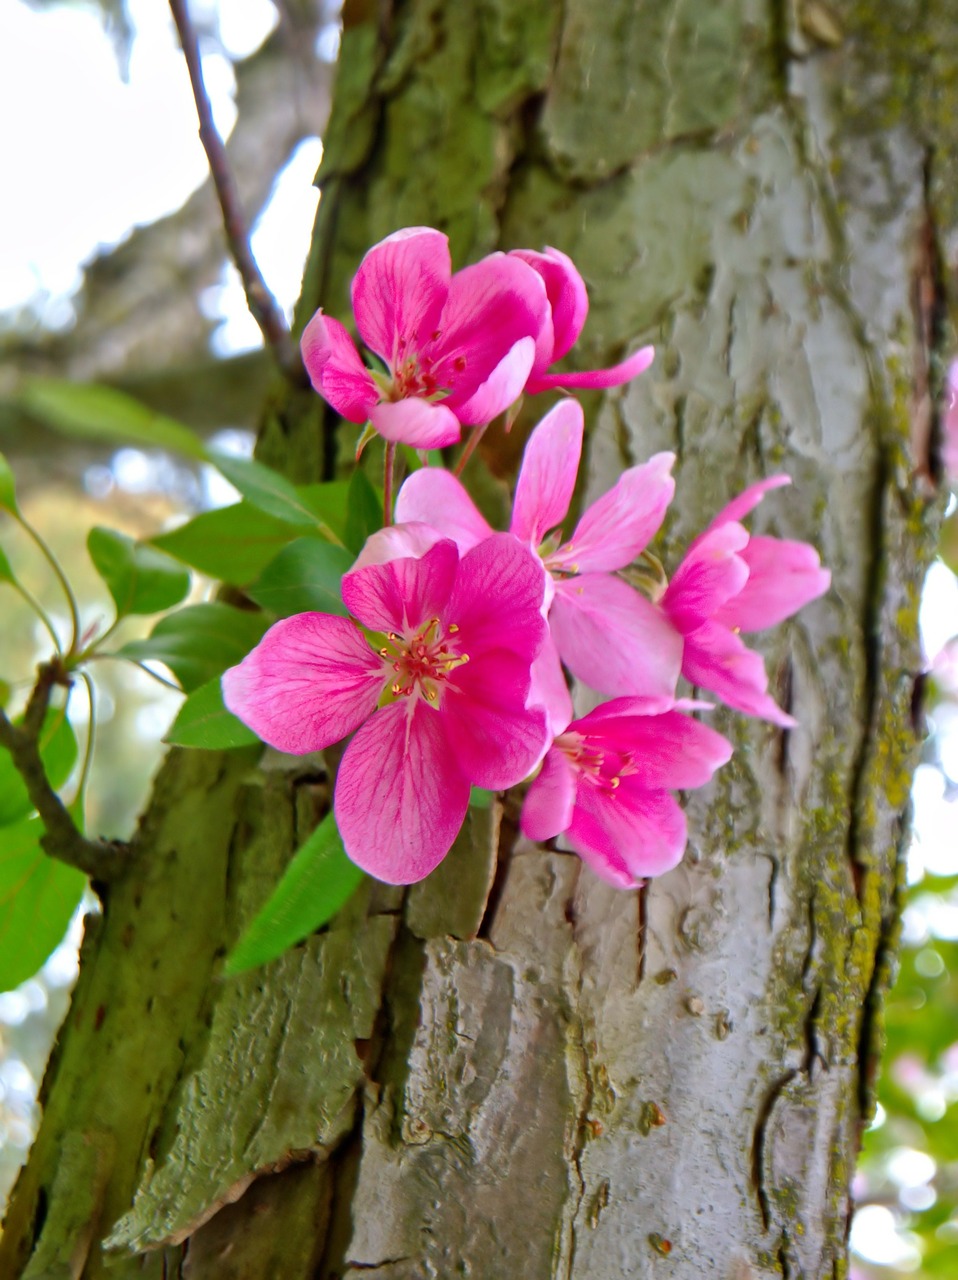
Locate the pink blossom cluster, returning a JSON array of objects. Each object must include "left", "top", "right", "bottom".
[{"left": 223, "top": 230, "right": 831, "bottom": 890}]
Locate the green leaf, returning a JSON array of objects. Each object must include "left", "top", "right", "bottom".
[
  {"left": 344, "top": 466, "right": 383, "bottom": 554},
  {"left": 165, "top": 677, "right": 261, "bottom": 749},
  {"left": 225, "top": 812, "right": 364, "bottom": 975},
  {"left": 247, "top": 539, "right": 353, "bottom": 618},
  {"left": 468, "top": 787, "right": 494, "bottom": 810},
  {"left": 209, "top": 453, "right": 324, "bottom": 529},
  {"left": 298, "top": 480, "right": 352, "bottom": 542},
  {"left": 0, "top": 817, "right": 86, "bottom": 992},
  {"left": 0, "top": 707, "right": 78, "bottom": 827},
  {"left": 87, "top": 527, "right": 191, "bottom": 620},
  {"left": 21, "top": 379, "right": 206, "bottom": 460},
  {"left": 0, "top": 543, "right": 16, "bottom": 584},
  {"left": 0, "top": 451, "right": 19, "bottom": 515},
  {"left": 150, "top": 503, "right": 314, "bottom": 583},
  {"left": 116, "top": 603, "right": 270, "bottom": 692}
]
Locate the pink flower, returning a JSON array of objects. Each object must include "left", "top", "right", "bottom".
[
  {"left": 943, "top": 359, "right": 958, "bottom": 480},
  {"left": 521, "top": 697, "right": 732, "bottom": 888},
  {"left": 395, "top": 399, "right": 682, "bottom": 705},
  {"left": 661, "top": 478, "right": 831, "bottom": 726},
  {"left": 300, "top": 227, "right": 548, "bottom": 449},
  {"left": 222, "top": 533, "right": 550, "bottom": 884},
  {"left": 510, "top": 247, "right": 655, "bottom": 392}
]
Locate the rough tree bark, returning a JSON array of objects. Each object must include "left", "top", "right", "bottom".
[{"left": 2, "top": 0, "right": 955, "bottom": 1276}]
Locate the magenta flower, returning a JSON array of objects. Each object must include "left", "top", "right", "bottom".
[
  {"left": 395, "top": 399, "right": 682, "bottom": 703},
  {"left": 509, "top": 246, "right": 655, "bottom": 393},
  {"left": 521, "top": 697, "right": 732, "bottom": 888},
  {"left": 222, "top": 533, "right": 550, "bottom": 884},
  {"left": 943, "top": 359, "right": 958, "bottom": 480},
  {"left": 300, "top": 227, "right": 549, "bottom": 449},
  {"left": 661, "top": 477, "right": 831, "bottom": 726}
]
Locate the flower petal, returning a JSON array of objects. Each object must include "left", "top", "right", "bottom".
[
  {"left": 510, "top": 247, "right": 589, "bottom": 367},
  {"left": 510, "top": 400, "right": 584, "bottom": 547},
  {"left": 350, "top": 522, "right": 445, "bottom": 572},
  {"left": 568, "top": 782, "right": 688, "bottom": 883},
  {"left": 573, "top": 706, "right": 732, "bottom": 790},
  {"left": 452, "top": 337, "right": 536, "bottom": 426},
  {"left": 704, "top": 474, "right": 791, "bottom": 533},
  {"left": 661, "top": 522, "right": 750, "bottom": 633},
  {"left": 221, "top": 613, "right": 383, "bottom": 753},
  {"left": 527, "top": 344, "right": 655, "bottom": 394},
  {"left": 427, "top": 253, "right": 548, "bottom": 403},
  {"left": 343, "top": 536, "right": 459, "bottom": 634},
  {"left": 351, "top": 227, "right": 451, "bottom": 368},
  {"left": 715, "top": 535, "right": 831, "bottom": 632},
  {"left": 529, "top": 631, "right": 574, "bottom": 738},
  {"left": 335, "top": 699, "right": 470, "bottom": 884},
  {"left": 395, "top": 468, "right": 494, "bottom": 554},
  {"left": 444, "top": 534, "right": 549, "bottom": 664},
  {"left": 442, "top": 649, "right": 550, "bottom": 789},
  {"left": 550, "top": 574, "right": 682, "bottom": 699},
  {"left": 369, "top": 398, "right": 461, "bottom": 448},
  {"left": 682, "top": 621, "right": 796, "bottom": 726},
  {"left": 554, "top": 451, "right": 675, "bottom": 573},
  {"left": 300, "top": 313, "right": 379, "bottom": 423},
  {"left": 521, "top": 747, "right": 576, "bottom": 843}
]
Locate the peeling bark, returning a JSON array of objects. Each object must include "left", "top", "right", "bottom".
[{"left": 3, "top": 1, "right": 955, "bottom": 1276}]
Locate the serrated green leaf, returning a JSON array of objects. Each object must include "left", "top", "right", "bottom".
[
  {"left": 344, "top": 466, "right": 383, "bottom": 554},
  {"left": 246, "top": 539, "right": 353, "bottom": 618},
  {"left": 87, "top": 527, "right": 191, "bottom": 620},
  {"left": 225, "top": 811, "right": 364, "bottom": 975},
  {"left": 0, "top": 816, "right": 86, "bottom": 992},
  {"left": 21, "top": 379, "right": 206, "bottom": 460},
  {"left": 0, "top": 451, "right": 19, "bottom": 515},
  {"left": 209, "top": 453, "right": 323, "bottom": 529},
  {"left": 116, "top": 603, "right": 269, "bottom": 692},
  {"left": 150, "top": 503, "right": 313, "bottom": 583},
  {"left": 165, "top": 677, "right": 261, "bottom": 749},
  {"left": 0, "top": 707, "right": 78, "bottom": 827}
]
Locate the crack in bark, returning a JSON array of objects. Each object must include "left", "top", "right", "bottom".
[{"left": 750, "top": 1068, "right": 798, "bottom": 1232}]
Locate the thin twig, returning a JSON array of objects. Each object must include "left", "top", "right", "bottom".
[
  {"left": 168, "top": 0, "right": 303, "bottom": 381},
  {"left": 383, "top": 441, "right": 396, "bottom": 525},
  {"left": 0, "top": 663, "right": 127, "bottom": 881},
  {"left": 453, "top": 423, "right": 489, "bottom": 478}
]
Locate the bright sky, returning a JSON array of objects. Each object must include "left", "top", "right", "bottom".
[{"left": 0, "top": 0, "right": 319, "bottom": 350}]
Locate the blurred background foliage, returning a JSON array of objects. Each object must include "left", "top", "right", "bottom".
[{"left": 0, "top": 1, "right": 956, "bottom": 1273}]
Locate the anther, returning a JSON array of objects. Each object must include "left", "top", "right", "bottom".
[{"left": 448, "top": 623, "right": 459, "bottom": 633}]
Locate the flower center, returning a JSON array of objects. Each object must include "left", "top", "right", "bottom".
[
  {"left": 380, "top": 618, "right": 469, "bottom": 705},
  {"left": 557, "top": 733, "right": 638, "bottom": 792}
]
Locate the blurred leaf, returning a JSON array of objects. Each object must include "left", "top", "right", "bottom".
[
  {"left": 225, "top": 812, "right": 364, "bottom": 974},
  {"left": 21, "top": 379, "right": 206, "bottom": 460},
  {"left": 116, "top": 604, "right": 269, "bottom": 692},
  {"left": 0, "top": 451, "right": 19, "bottom": 515},
  {"left": 469, "top": 787, "right": 494, "bottom": 809},
  {"left": 0, "top": 543, "right": 17, "bottom": 583},
  {"left": 208, "top": 453, "right": 324, "bottom": 529},
  {"left": 299, "top": 480, "right": 352, "bottom": 543},
  {"left": 247, "top": 539, "right": 353, "bottom": 618},
  {"left": 0, "top": 816, "right": 86, "bottom": 992},
  {"left": 0, "top": 707, "right": 78, "bottom": 827},
  {"left": 150, "top": 503, "right": 314, "bottom": 583},
  {"left": 87, "top": 527, "right": 191, "bottom": 619},
  {"left": 344, "top": 466, "right": 382, "bottom": 554},
  {"left": 165, "top": 678, "right": 261, "bottom": 749}
]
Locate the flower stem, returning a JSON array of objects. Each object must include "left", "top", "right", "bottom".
[
  {"left": 453, "top": 423, "right": 489, "bottom": 478},
  {"left": 383, "top": 441, "right": 396, "bottom": 526},
  {"left": 12, "top": 579, "right": 62, "bottom": 655},
  {"left": 18, "top": 517, "right": 80, "bottom": 656}
]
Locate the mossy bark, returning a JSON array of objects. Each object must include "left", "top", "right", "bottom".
[{"left": 3, "top": 1, "right": 955, "bottom": 1276}]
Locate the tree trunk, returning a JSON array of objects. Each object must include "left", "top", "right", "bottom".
[{"left": 2, "top": 1, "right": 952, "bottom": 1276}]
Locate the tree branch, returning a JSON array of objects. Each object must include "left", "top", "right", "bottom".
[
  {"left": 0, "top": 664, "right": 127, "bottom": 882},
  {"left": 168, "top": 0, "right": 305, "bottom": 382}
]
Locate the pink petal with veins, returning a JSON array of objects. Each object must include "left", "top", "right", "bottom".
[
  {"left": 350, "top": 227, "right": 451, "bottom": 367},
  {"left": 335, "top": 699, "right": 470, "bottom": 884},
  {"left": 527, "top": 344, "right": 655, "bottom": 394},
  {"left": 510, "top": 247, "right": 589, "bottom": 370},
  {"left": 444, "top": 534, "right": 548, "bottom": 664},
  {"left": 521, "top": 748, "right": 576, "bottom": 843},
  {"left": 715, "top": 535, "right": 831, "bottom": 632},
  {"left": 554, "top": 451, "right": 675, "bottom": 573},
  {"left": 682, "top": 622, "right": 796, "bottom": 727},
  {"left": 453, "top": 336, "right": 536, "bottom": 425},
  {"left": 395, "top": 468, "right": 493, "bottom": 554},
  {"left": 510, "top": 400, "right": 584, "bottom": 547},
  {"left": 300, "top": 313, "right": 378, "bottom": 423},
  {"left": 369, "top": 397, "right": 462, "bottom": 447},
  {"left": 442, "top": 650, "right": 549, "bottom": 790},
  {"left": 221, "top": 613, "right": 383, "bottom": 754},
  {"left": 661, "top": 523, "right": 750, "bottom": 634},
  {"left": 342, "top": 537, "right": 459, "bottom": 635}
]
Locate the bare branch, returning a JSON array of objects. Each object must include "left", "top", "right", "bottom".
[
  {"left": 168, "top": 0, "right": 305, "bottom": 383},
  {"left": 0, "top": 664, "right": 127, "bottom": 882}
]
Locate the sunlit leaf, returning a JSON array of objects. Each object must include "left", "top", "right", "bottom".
[
  {"left": 208, "top": 453, "right": 323, "bottom": 529},
  {"left": 87, "top": 527, "right": 191, "bottom": 620},
  {"left": 246, "top": 539, "right": 353, "bottom": 618},
  {"left": 0, "top": 707, "right": 78, "bottom": 828},
  {"left": 0, "top": 816, "right": 86, "bottom": 992},
  {"left": 165, "top": 677, "right": 261, "bottom": 749},
  {"left": 21, "top": 379, "right": 206, "bottom": 460},
  {"left": 344, "top": 466, "right": 382, "bottom": 554},
  {"left": 0, "top": 451, "right": 19, "bottom": 515},
  {"left": 116, "top": 604, "right": 269, "bottom": 692},
  {"left": 150, "top": 503, "right": 314, "bottom": 583},
  {"left": 225, "top": 812, "right": 364, "bottom": 974}
]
